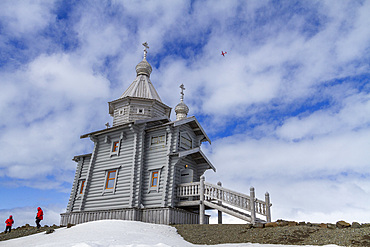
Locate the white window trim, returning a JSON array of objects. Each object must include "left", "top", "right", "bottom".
[
  {"left": 102, "top": 166, "right": 121, "bottom": 195},
  {"left": 148, "top": 166, "right": 164, "bottom": 193},
  {"left": 137, "top": 108, "right": 145, "bottom": 114}
]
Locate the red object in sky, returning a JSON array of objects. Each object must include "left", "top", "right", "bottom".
[{"left": 221, "top": 51, "right": 227, "bottom": 56}]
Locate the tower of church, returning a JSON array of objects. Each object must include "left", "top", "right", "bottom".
[
  {"left": 61, "top": 43, "right": 215, "bottom": 225},
  {"left": 109, "top": 43, "right": 171, "bottom": 126}
]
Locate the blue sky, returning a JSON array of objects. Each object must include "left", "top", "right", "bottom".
[{"left": 1, "top": 0, "right": 370, "bottom": 226}]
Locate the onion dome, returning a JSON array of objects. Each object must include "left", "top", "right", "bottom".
[
  {"left": 175, "top": 84, "right": 189, "bottom": 120},
  {"left": 135, "top": 58, "right": 152, "bottom": 77}
]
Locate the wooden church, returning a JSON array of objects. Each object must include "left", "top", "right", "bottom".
[{"left": 60, "top": 43, "right": 271, "bottom": 225}]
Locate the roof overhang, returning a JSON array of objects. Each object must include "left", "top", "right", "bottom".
[
  {"left": 108, "top": 96, "right": 172, "bottom": 115},
  {"left": 80, "top": 122, "right": 133, "bottom": 139},
  {"left": 173, "top": 147, "right": 216, "bottom": 172},
  {"left": 172, "top": 116, "right": 211, "bottom": 144},
  {"left": 72, "top": 153, "right": 92, "bottom": 162}
]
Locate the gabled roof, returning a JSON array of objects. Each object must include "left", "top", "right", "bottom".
[
  {"left": 172, "top": 116, "right": 211, "bottom": 144},
  {"left": 172, "top": 147, "right": 216, "bottom": 172}
]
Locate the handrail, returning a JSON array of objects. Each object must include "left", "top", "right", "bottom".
[
  {"left": 176, "top": 180, "right": 271, "bottom": 223},
  {"left": 177, "top": 182, "right": 200, "bottom": 197}
]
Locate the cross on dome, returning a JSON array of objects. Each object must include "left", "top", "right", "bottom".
[
  {"left": 180, "top": 84, "right": 185, "bottom": 101},
  {"left": 142, "top": 42, "right": 149, "bottom": 59},
  {"left": 175, "top": 83, "right": 189, "bottom": 121}
]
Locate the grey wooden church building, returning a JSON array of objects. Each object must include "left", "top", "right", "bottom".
[{"left": 61, "top": 43, "right": 271, "bottom": 225}]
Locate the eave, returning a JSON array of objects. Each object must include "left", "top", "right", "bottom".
[
  {"left": 171, "top": 147, "right": 216, "bottom": 172},
  {"left": 172, "top": 116, "right": 211, "bottom": 144}
]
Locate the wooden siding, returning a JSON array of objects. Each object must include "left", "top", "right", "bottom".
[
  {"left": 70, "top": 156, "right": 91, "bottom": 212},
  {"left": 61, "top": 207, "right": 209, "bottom": 225},
  {"left": 141, "top": 128, "right": 169, "bottom": 207},
  {"left": 81, "top": 128, "right": 135, "bottom": 211},
  {"left": 112, "top": 98, "right": 170, "bottom": 126}
]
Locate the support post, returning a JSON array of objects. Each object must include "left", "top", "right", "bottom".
[
  {"left": 265, "top": 192, "right": 271, "bottom": 222},
  {"left": 217, "top": 181, "right": 222, "bottom": 224},
  {"left": 250, "top": 186, "right": 256, "bottom": 224},
  {"left": 199, "top": 176, "right": 205, "bottom": 224}
]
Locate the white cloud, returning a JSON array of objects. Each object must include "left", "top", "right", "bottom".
[{"left": 0, "top": 0, "right": 56, "bottom": 37}]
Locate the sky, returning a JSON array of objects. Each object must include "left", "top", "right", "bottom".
[
  {"left": 1, "top": 0, "right": 370, "bottom": 227},
  {"left": 1, "top": 220, "right": 340, "bottom": 247}
]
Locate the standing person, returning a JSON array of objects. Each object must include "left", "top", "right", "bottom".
[
  {"left": 35, "top": 207, "right": 43, "bottom": 229},
  {"left": 4, "top": 215, "right": 14, "bottom": 233}
]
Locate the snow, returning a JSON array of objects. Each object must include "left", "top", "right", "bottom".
[{"left": 1, "top": 220, "right": 339, "bottom": 247}]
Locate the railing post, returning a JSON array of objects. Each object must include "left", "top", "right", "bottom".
[
  {"left": 250, "top": 187, "right": 256, "bottom": 224},
  {"left": 217, "top": 181, "right": 222, "bottom": 224},
  {"left": 199, "top": 176, "right": 205, "bottom": 224},
  {"left": 265, "top": 192, "right": 271, "bottom": 223}
]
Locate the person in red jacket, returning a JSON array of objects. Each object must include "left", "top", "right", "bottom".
[
  {"left": 35, "top": 207, "right": 43, "bottom": 229},
  {"left": 5, "top": 215, "right": 14, "bottom": 233}
]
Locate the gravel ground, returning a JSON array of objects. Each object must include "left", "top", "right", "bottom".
[
  {"left": 3, "top": 222, "right": 370, "bottom": 246},
  {"left": 0, "top": 224, "right": 61, "bottom": 242},
  {"left": 174, "top": 224, "right": 370, "bottom": 246}
]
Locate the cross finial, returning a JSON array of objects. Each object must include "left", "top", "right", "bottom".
[
  {"left": 105, "top": 122, "right": 110, "bottom": 128},
  {"left": 142, "top": 42, "right": 149, "bottom": 59},
  {"left": 180, "top": 84, "right": 185, "bottom": 101}
]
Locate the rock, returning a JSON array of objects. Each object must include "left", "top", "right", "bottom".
[
  {"left": 352, "top": 222, "right": 361, "bottom": 228},
  {"left": 253, "top": 222, "right": 264, "bottom": 228},
  {"left": 245, "top": 224, "right": 253, "bottom": 229},
  {"left": 319, "top": 223, "right": 327, "bottom": 228},
  {"left": 265, "top": 222, "right": 278, "bottom": 227},
  {"left": 336, "top": 220, "right": 351, "bottom": 228},
  {"left": 67, "top": 223, "right": 75, "bottom": 228},
  {"left": 278, "top": 221, "right": 289, "bottom": 227},
  {"left": 298, "top": 221, "right": 306, "bottom": 226},
  {"left": 45, "top": 229, "right": 55, "bottom": 234},
  {"left": 327, "top": 224, "right": 336, "bottom": 229},
  {"left": 288, "top": 221, "right": 298, "bottom": 226}
]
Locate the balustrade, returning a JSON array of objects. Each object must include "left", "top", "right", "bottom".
[{"left": 176, "top": 179, "right": 271, "bottom": 223}]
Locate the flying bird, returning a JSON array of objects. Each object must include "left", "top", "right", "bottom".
[{"left": 221, "top": 51, "right": 227, "bottom": 56}]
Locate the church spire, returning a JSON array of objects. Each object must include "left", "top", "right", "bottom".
[{"left": 175, "top": 84, "right": 189, "bottom": 120}]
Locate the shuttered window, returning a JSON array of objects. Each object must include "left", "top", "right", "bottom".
[{"left": 151, "top": 135, "right": 165, "bottom": 145}]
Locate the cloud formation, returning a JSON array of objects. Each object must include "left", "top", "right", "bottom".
[{"left": 0, "top": 0, "right": 370, "bottom": 224}]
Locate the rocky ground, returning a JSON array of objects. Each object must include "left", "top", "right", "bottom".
[
  {"left": 2, "top": 220, "right": 370, "bottom": 246},
  {"left": 0, "top": 223, "right": 62, "bottom": 242},
  {"left": 174, "top": 220, "right": 370, "bottom": 246}
]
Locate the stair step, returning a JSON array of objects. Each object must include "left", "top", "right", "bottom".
[{"left": 205, "top": 200, "right": 266, "bottom": 223}]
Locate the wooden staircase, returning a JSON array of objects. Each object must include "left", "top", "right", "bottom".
[{"left": 177, "top": 177, "right": 271, "bottom": 224}]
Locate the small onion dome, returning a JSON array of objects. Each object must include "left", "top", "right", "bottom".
[
  {"left": 135, "top": 58, "right": 152, "bottom": 77},
  {"left": 175, "top": 101, "right": 189, "bottom": 120}
]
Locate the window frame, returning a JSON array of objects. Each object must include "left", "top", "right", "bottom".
[
  {"left": 102, "top": 167, "right": 120, "bottom": 195},
  {"left": 150, "top": 133, "right": 166, "bottom": 148},
  {"left": 148, "top": 166, "right": 164, "bottom": 193},
  {"left": 79, "top": 180, "right": 85, "bottom": 194},
  {"left": 110, "top": 139, "right": 121, "bottom": 156}
]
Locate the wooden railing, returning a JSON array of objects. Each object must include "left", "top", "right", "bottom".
[{"left": 176, "top": 177, "right": 271, "bottom": 224}]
